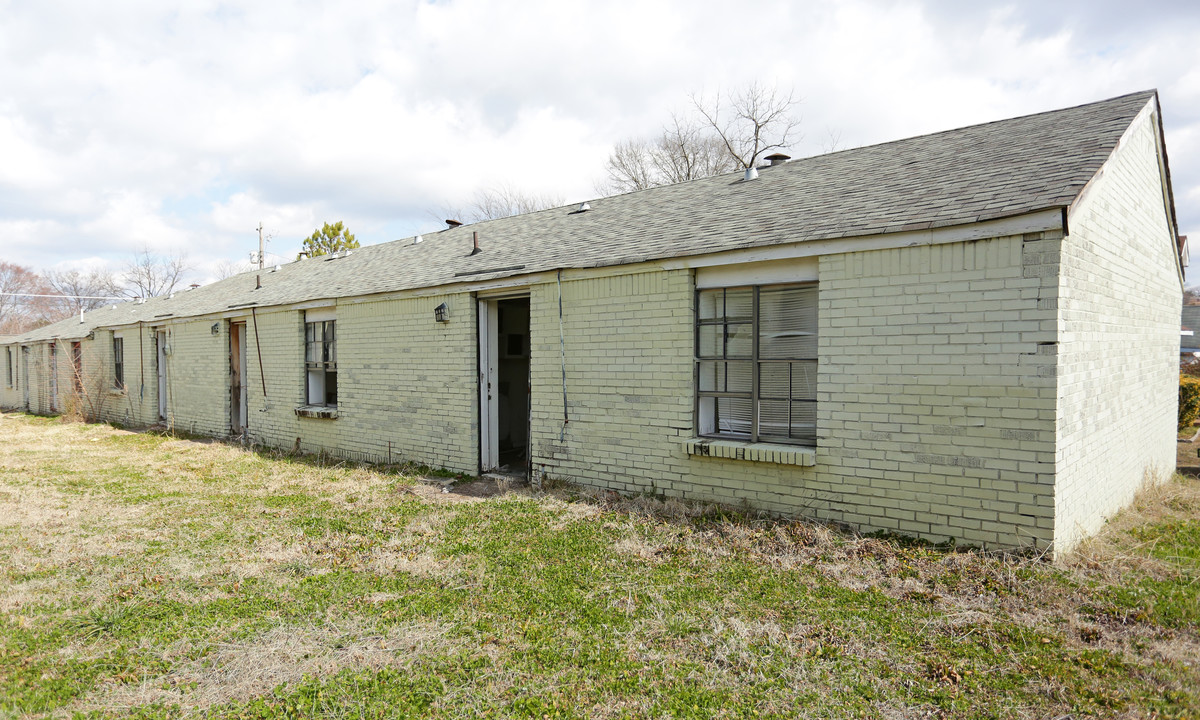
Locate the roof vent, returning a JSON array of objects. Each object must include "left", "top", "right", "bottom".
[
  {"left": 189, "top": 283, "right": 200, "bottom": 290},
  {"left": 413, "top": 234, "right": 423, "bottom": 245},
  {"left": 744, "top": 166, "right": 759, "bottom": 181},
  {"left": 764, "top": 153, "right": 791, "bottom": 166},
  {"left": 577, "top": 202, "right": 591, "bottom": 212},
  {"left": 272, "top": 264, "right": 281, "bottom": 272},
  {"left": 470, "top": 231, "right": 482, "bottom": 256},
  {"left": 446, "top": 219, "right": 462, "bottom": 229}
]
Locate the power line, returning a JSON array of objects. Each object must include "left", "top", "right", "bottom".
[{"left": 0, "top": 292, "right": 128, "bottom": 300}]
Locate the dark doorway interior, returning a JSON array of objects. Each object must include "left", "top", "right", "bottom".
[{"left": 496, "top": 297, "right": 530, "bottom": 472}]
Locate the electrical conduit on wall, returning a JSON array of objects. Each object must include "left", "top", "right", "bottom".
[{"left": 557, "top": 271, "right": 570, "bottom": 442}]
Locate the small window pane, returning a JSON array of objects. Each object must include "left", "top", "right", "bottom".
[
  {"left": 698, "top": 287, "right": 753, "bottom": 321},
  {"left": 760, "top": 285, "right": 817, "bottom": 359},
  {"left": 759, "top": 360, "right": 817, "bottom": 400},
  {"left": 759, "top": 400, "right": 816, "bottom": 443},
  {"left": 697, "top": 360, "right": 752, "bottom": 393},
  {"left": 789, "top": 402, "right": 817, "bottom": 443},
  {"left": 724, "top": 288, "right": 753, "bottom": 321},
  {"left": 713, "top": 397, "right": 752, "bottom": 436},
  {"left": 325, "top": 370, "right": 337, "bottom": 406},
  {"left": 698, "top": 323, "right": 752, "bottom": 359},
  {"left": 698, "top": 289, "right": 722, "bottom": 321},
  {"left": 307, "top": 367, "right": 324, "bottom": 405},
  {"left": 758, "top": 399, "right": 791, "bottom": 438},
  {"left": 789, "top": 360, "right": 817, "bottom": 399}
]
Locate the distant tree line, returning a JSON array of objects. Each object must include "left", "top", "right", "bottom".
[{"left": 0, "top": 249, "right": 190, "bottom": 335}]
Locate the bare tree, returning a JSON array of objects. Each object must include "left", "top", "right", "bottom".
[
  {"left": 215, "top": 259, "right": 256, "bottom": 280},
  {"left": 600, "top": 116, "right": 739, "bottom": 194},
  {"left": 44, "top": 268, "right": 119, "bottom": 317},
  {"left": 116, "top": 249, "right": 189, "bottom": 299},
  {"left": 819, "top": 127, "right": 844, "bottom": 154},
  {"left": 432, "top": 184, "right": 564, "bottom": 226},
  {"left": 0, "top": 261, "right": 49, "bottom": 334},
  {"left": 599, "top": 82, "right": 802, "bottom": 194},
  {"left": 469, "top": 184, "right": 564, "bottom": 221},
  {"left": 691, "top": 82, "right": 801, "bottom": 170},
  {"left": 600, "top": 139, "right": 659, "bottom": 194}
]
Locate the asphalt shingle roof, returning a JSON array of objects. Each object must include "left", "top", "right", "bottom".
[{"left": 10, "top": 90, "right": 1159, "bottom": 343}]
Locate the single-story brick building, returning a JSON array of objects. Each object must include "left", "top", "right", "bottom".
[{"left": 2, "top": 90, "right": 1185, "bottom": 551}]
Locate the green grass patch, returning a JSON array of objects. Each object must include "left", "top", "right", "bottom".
[{"left": 0, "top": 413, "right": 1197, "bottom": 719}]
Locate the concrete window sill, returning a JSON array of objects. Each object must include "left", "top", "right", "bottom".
[
  {"left": 682, "top": 437, "right": 816, "bottom": 467},
  {"left": 295, "top": 405, "right": 338, "bottom": 419},
  {"left": 108, "top": 387, "right": 127, "bottom": 396}
]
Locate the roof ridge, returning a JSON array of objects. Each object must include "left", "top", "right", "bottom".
[
  {"left": 2, "top": 90, "right": 1163, "bottom": 343},
  {"left": 785, "top": 89, "right": 1157, "bottom": 164}
]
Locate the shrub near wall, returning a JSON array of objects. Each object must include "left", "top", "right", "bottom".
[{"left": 1179, "top": 376, "right": 1200, "bottom": 431}]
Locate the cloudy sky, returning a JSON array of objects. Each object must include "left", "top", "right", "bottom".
[{"left": 2, "top": 0, "right": 1198, "bottom": 285}]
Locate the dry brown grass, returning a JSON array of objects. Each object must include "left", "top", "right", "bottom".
[
  {"left": 74, "top": 619, "right": 461, "bottom": 714},
  {"left": 1070, "top": 472, "right": 1199, "bottom": 578},
  {"left": 2, "top": 412, "right": 1197, "bottom": 718}
]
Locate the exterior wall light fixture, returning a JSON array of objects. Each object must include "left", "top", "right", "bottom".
[
  {"left": 434, "top": 303, "right": 449, "bottom": 323},
  {"left": 211, "top": 323, "right": 220, "bottom": 335}
]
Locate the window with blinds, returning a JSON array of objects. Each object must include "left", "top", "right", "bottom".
[{"left": 695, "top": 283, "right": 817, "bottom": 445}]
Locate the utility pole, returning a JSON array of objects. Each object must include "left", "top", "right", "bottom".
[{"left": 256, "top": 222, "right": 265, "bottom": 270}]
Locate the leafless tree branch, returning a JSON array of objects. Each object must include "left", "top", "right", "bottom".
[
  {"left": 116, "top": 249, "right": 190, "bottom": 299},
  {"left": 599, "top": 81, "right": 803, "bottom": 194}
]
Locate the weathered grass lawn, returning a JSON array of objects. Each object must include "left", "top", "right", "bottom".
[{"left": 0, "top": 412, "right": 1197, "bottom": 719}]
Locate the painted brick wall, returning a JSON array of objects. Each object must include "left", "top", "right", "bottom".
[
  {"left": 0, "top": 344, "right": 32, "bottom": 411},
  {"left": 328, "top": 293, "right": 477, "bottom": 471},
  {"left": 95, "top": 327, "right": 161, "bottom": 427},
  {"left": 159, "top": 322, "right": 233, "bottom": 437},
  {"left": 166, "top": 293, "right": 482, "bottom": 473},
  {"left": 1054, "top": 108, "right": 1181, "bottom": 549},
  {"left": 529, "top": 271, "right": 696, "bottom": 497},
  {"left": 816, "top": 237, "right": 1059, "bottom": 547},
  {"left": 528, "top": 236, "right": 1061, "bottom": 549}
]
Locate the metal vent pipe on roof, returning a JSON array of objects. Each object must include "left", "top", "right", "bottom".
[
  {"left": 765, "top": 153, "right": 791, "bottom": 166},
  {"left": 470, "top": 231, "right": 482, "bottom": 256},
  {"left": 744, "top": 166, "right": 759, "bottom": 181}
]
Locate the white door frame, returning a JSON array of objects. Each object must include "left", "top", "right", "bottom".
[
  {"left": 20, "top": 346, "right": 29, "bottom": 409},
  {"left": 478, "top": 299, "right": 500, "bottom": 472},
  {"left": 157, "top": 331, "right": 168, "bottom": 421},
  {"left": 230, "top": 322, "right": 248, "bottom": 434},
  {"left": 49, "top": 343, "right": 58, "bottom": 413}
]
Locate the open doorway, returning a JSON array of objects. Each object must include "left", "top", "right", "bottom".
[
  {"left": 230, "top": 322, "right": 248, "bottom": 436},
  {"left": 478, "top": 296, "right": 530, "bottom": 475},
  {"left": 49, "top": 343, "right": 58, "bottom": 413},
  {"left": 70, "top": 342, "right": 82, "bottom": 395},
  {"left": 20, "top": 347, "right": 29, "bottom": 410}
]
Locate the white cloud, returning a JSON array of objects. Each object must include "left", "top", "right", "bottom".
[{"left": 0, "top": 0, "right": 1196, "bottom": 279}]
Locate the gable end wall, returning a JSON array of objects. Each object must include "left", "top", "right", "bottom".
[{"left": 1054, "top": 108, "right": 1181, "bottom": 550}]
